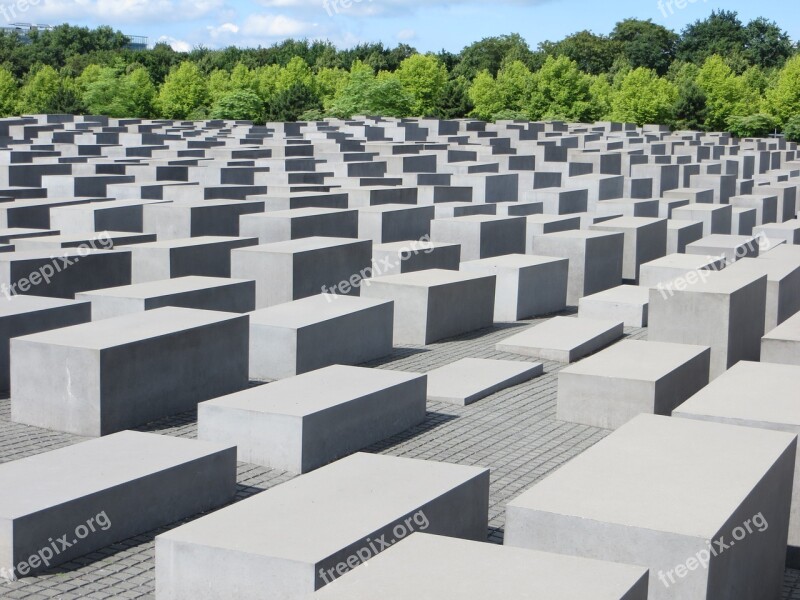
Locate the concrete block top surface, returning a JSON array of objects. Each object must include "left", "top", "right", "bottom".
[
  {"left": 426, "top": 358, "right": 543, "bottom": 401},
  {"left": 201, "top": 365, "right": 423, "bottom": 417},
  {"left": 0, "top": 248, "right": 129, "bottom": 261},
  {"left": 122, "top": 236, "right": 254, "bottom": 249},
  {"left": 507, "top": 414, "right": 797, "bottom": 537},
  {"left": 373, "top": 240, "right": 458, "bottom": 252},
  {"left": 436, "top": 215, "right": 522, "bottom": 224},
  {"left": 667, "top": 219, "right": 703, "bottom": 230},
  {"left": 540, "top": 229, "right": 623, "bottom": 241},
  {"left": 0, "top": 431, "right": 234, "bottom": 519},
  {"left": 156, "top": 452, "right": 488, "bottom": 563},
  {"left": 581, "top": 284, "right": 650, "bottom": 304},
  {"left": 76, "top": 276, "right": 253, "bottom": 299},
  {"left": 250, "top": 294, "right": 392, "bottom": 328},
  {"left": 13, "top": 306, "right": 244, "bottom": 350},
  {"left": 460, "top": 254, "right": 567, "bottom": 270},
  {"left": 727, "top": 256, "right": 800, "bottom": 281},
  {"left": 764, "top": 311, "right": 800, "bottom": 341},
  {"left": 0, "top": 295, "right": 88, "bottom": 317},
  {"left": 245, "top": 207, "right": 350, "bottom": 219},
  {"left": 500, "top": 316, "right": 623, "bottom": 351},
  {"left": 370, "top": 268, "right": 493, "bottom": 288},
  {"left": 642, "top": 253, "right": 724, "bottom": 271},
  {"left": 656, "top": 267, "right": 766, "bottom": 295},
  {"left": 561, "top": 339, "right": 709, "bottom": 381},
  {"left": 591, "top": 216, "right": 667, "bottom": 228},
  {"left": 236, "top": 236, "right": 366, "bottom": 254},
  {"left": 687, "top": 234, "right": 757, "bottom": 248},
  {"left": 313, "top": 533, "right": 648, "bottom": 600},
  {"left": 674, "top": 361, "right": 800, "bottom": 427},
  {"left": 358, "top": 203, "right": 430, "bottom": 214}
]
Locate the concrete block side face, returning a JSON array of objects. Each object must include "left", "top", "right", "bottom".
[
  {"left": 232, "top": 252, "right": 292, "bottom": 309},
  {"left": 294, "top": 303, "right": 394, "bottom": 374},
  {"left": 364, "top": 283, "right": 429, "bottom": 346},
  {"left": 761, "top": 338, "right": 800, "bottom": 367},
  {"left": 425, "top": 277, "right": 496, "bottom": 344},
  {"left": 11, "top": 447, "right": 237, "bottom": 579},
  {"left": 316, "top": 468, "right": 490, "bottom": 588},
  {"left": 143, "top": 281, "right": 257, "bottom": 315},
  {"left": 584, "top": 234, "right": 624, "bottom": 297},
  {"left": 705, "top": 440, "right": 795, "bottom": 600},
  {"left": 726, "top": 277, "right": 767, "bottom": 370},
  {"left": 293, "top": 242, "right": 372, "bottom": 301},
  {"left": 199, "top": 405, "right": 303, "bottom": 472},
  {"left": 132, "top": 248, "right": 171, "bottom": 283},
  {"left": 479, "top": 219, "right": 526, "bottom": 259},
  {"left": 652, "top": 349, "right": 711, "bottom": 417},
  {"left": 0, "top": 518, "right": 13, "bottom": 580},
  {"left": 399, "top": 246, "right": 461, "bottom": 273},
  {"left": 88, "top": 296, "right": 146, "bottom": 320},
  {"left": 568, "top": 322, "right": 625, "bottom": 363},
  {"left": 557, "top": 371, "right": 655, "bottom": 430},
  {"left": 300, "top": 376, "right": 427, "bottom": 473},
  {"left": 96, "top": 205, "right": 145, "bottom": 233},
  {"left": 98, "top": 316, "right": 249, "bottom": 435},
  {"left": 8, "top": 254, "right": 132, "bottom": 299},
  {"left": 505, "top": 508, "right": 709, "bottom": 600},
  {"left": 155, "top": 539, "right": 314, "bottom": 600},
  {"left": 11, "top": 343, "right": 101, "bottom": 436},
  {"left": 170, "top": 243, "right": 240, "bottom": 279},
  {"left": 648, "top": 291, "right": 731, "bottom": 379},
  {"left": 0, "top": 302, "right": 92, "bottom": 391},
  {"left": 293, "top": 212, "right": 359, "bottom": 241},
  {"left": 249, "top": 324, "right": 298, "bottom": 380}
]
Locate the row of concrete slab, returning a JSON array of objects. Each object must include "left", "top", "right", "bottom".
[{"left": 1, "top": 114, "right": 800, "bottom": 599}]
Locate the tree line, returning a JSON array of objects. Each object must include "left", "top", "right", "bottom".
[{"left": 0, "top": 11, "right": 798, "bottom": 140}]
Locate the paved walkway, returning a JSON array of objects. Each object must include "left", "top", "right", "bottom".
[{"left": 1, "top": 313, "right": 799, "bottom": 598}]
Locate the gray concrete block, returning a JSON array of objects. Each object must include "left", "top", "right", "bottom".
[
  {"left": 76, "top": 276, "right": 256, "bottom": 319},
  {"left": 426, "top": 358, "right": 543, "bottom": 405},
  {"left": 361, "top": 269, "right": 496, "bottom": 345},
  {"left": 199, "top": 365, "right": 425, "bottom": 473},
  {"left": 578, "top": 285, "right": 650, "bottom": 327},
  {"left": 155, "top": 453, "right": 489, "bottom": 599},
  {"left": 249, "top": 295, "right": 393, "bottom": 380},
  {"left": 311, "top": 533, "right": 649, "bottom": 600},
  {"left": 762, "top": 312, "right": 800, "bottom": 366},
  {"left": 11, "top": 307, "right": 249, "bottom": 436},
  {"left": 0, "top": 431, "right": 236, "bottom": 580},
  {"left": 667, "top": 219, "right": 704, "bottom": 254},
  {"left": 431, "top": 215, "right": 526, "bottom": 261},
  {"left": 505, "top": 414, "right": 796, "bottom": 600},
  {"left": 460, "top": 254, "right": 568, "bottom": 321},
  {"left": 495, "top": 316, "right": 624, "bottom": 363},
  {"left": 557, "top": 340, "right": 710, "bottom": 429},
  {"left": 685, "top": 234, "right": 761, "bottom": 263},
  {"left": 358, "top": 204, "right": 435, "bottom": 243},
  {"left": 591, "top": 217, "right": 668, "bottom": 282},
  {"left": 371, "top": 240, "right": 460, "bottom": 277},
  {"left": 639, "top": 253, "right": 727, "bottom": 288},
  {"left": 673, "top": 204, "right": 732, "bottom": 236},
  {"left": 240, "top": 208, "right": 359, "bottom": 243}
]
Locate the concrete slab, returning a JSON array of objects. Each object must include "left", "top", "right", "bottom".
[
  {"left": 425, "top": 358, "right": 543, "bottom": 405},
  {"left": 578, "top": 284, "right": 650, "bottom": 327}
]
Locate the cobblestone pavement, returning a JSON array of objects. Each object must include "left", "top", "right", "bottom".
[{"left": 1, "top": 313, "right": 799, "bottom": 598}]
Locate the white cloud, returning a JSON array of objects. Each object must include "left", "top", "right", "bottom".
[
  {"left": 396, "top": 28, "right": 415, "bottom": 41},
  {"left": 240, "top": 13, "right": 317, "bottom": 37},
  {"left": 157, "top": 35, "right": 193, "bottom": 52},
  {"left": 28, "top": 0, "right": 225, "bottom": 24}
]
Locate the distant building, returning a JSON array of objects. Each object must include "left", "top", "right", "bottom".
[{"left": 0, "top": 23, "right": 148, "bottom": 50}]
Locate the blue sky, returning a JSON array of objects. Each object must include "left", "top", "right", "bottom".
[{"left": 4, "top": 0, "right": 798, "bottom": 53}]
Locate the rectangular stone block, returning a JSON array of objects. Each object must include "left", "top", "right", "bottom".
[
  {"left": 358, "top": 204, "right": 434, "bottom": 243},
  {"left": 460, "top": 254, "right": 568, "bottom": 321},
  {"left": 762, "top": 312, "right": 800, "bottom": 366},
  {"left": 371, "top": 241, "right": 460, "bottom": 277},
  {"left": 649, "top": 269, "right": 767, "bottom": 378},
  {"left": 231, "top": 237, "right": 373, "bottom": 309},
  {"left": 639, "top": 253, "right": 726, "bottom": 288},
  {"left": 754, "top": 220, "right": 800, "bottom": 245},
  {"left": 524, "top": 214, "right": 581, "bottom": 254},
  {"left": 557, "top": 340, "right": 710, "bottom": 429},
  {"left": 496, "top": 316, "right": 624, "bottom": 363},
  {"left": 673, "top": 360, "right": 800, "bottom": 557},
  {"left": 311, "top": 533, "right": 649, "bottom": 600},
  {"left": 249, "top": 295, "right": 393, "bottom": 380},
  {"left": 240, "top": 208, "right": 359, "bottom": 243},
  {"left": 199, "top": 366, "right": 425, "bottom": 473},
  {"left": 155, "top": 453, "right": 489, "bottom": 599},
  {"left": 76, "top": 276, "right": 256, "bottom": 319},
  {"left": 431, "top": 215, "right": 526, "bottom": 261},
  {"left": 685, "top": 234, "right": 761, "bottom": 263},
  {"left": 726, "top": 257, "right": 800, "bottom": 332},
  {"left": 667, "top": 219, "right": 704, "bottom": 254},
  {"left": 0, "top": 431, "right": 236, "bottom": 580},
  {"left": 673, "top": 204, "right": 732, "bottom": 236},
  {"left": 11, "top": 307, "right": 249, "bottom": 436},
  {"left": 505, "top": 414, "right": 796, "bottom": 600},
  {"left": 127, "top": 236, "right": 258, "bottom": 283},
  {"left": 361, "top": 269, "right": 495, "bottom": 345},
  {"left": 578, "top": 285, "right": 649, "bottom": 327},
  {"left": 591, "top": 217, "right": 668, "bottom": 282},
  {"left": 0, "top": 249, "right": 132, "bottom": 299},
  {"left": 0, "top": 296, "right": 91, "bottom": 392},
  {"left": 532, "top": 230, "right": 624, "bottom": 305},
  {"left": 426, "top": 358, "right": 543, "bottom": 406}
]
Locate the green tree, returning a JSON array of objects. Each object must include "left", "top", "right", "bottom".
[
  {"left": 764, "top": 55, "right": 800, "bottom": 126},
  {"left": 156, "top": 61, "right": 208, "bottom": 119},
  {"left": 16, "top": 65, "right": 61, "bottom": 114},
  {"left": 118, "top": 67, "right": 156, "bottom": 117},
  {"left": 314, "top": 67, "right": 350, "bottom": 110},
  {"left": 527, "top": 55, "right": 594, "bottom": 121},
  {"left": 210, "top": 89, "right": 264, "bottom": 122},
  {"left": 265, "top": 83, "right": 322, "bottom": 121},
  {"left": 467, "top": 70, "right": 503, "bottom": 121},
  {"left": 783, "top": 116, "right": 800, "bottom": 142},
  {"left": 609, "top": 67, "right": 677, "bottom": 125},
  {"left": 695, "top": 55, "right": 751, "bottom": 130},
  {"left": 727, "top": 113, "right": 777, "bottom": 137},
  {"left": 396, "top": 54, "right": 448, "bottom": 116},
  {"left": 678, "top": 10, "right": 747, "bottom": 65},
  {"left": 276, "top": 57, "right": 313, "bottom": 94},
  {"left": 454, "top": 34, "right": 534, "bottom": 79},
  {"left": 433, "top": 76, "right": 473, "bottom": 119},
  {"left": 743, "top": 18, "right": 793, "bottom": 69},
  {"left": 207, "top": 69, "right": 233, "bottom": 104},
  {"left": 0, "top": 68, "right": 18, "bottom": 116},
  {"left": 539, "top": 30, "right": 621, "bottom": 75},
  {"left": 611, "top": 19, "right": 678, "bottom": 75}
]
